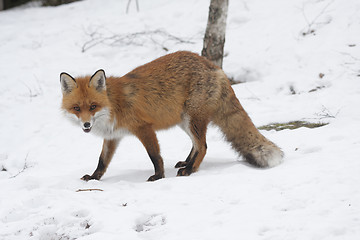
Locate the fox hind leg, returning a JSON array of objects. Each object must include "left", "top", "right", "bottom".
[
  {"left": 175, "top": 146, "right": 194, "bottom": 168},
  {"left": 177, "top": 117, "right": 208, "bottom": 176}
]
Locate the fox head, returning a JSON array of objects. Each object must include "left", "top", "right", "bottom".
[{"left": 60, "top": 69, "right": 111, "bottom": 133}]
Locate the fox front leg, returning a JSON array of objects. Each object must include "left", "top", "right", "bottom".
[
  {"left": 133, "top": 124, "right": 165, "bottom": 181},
  {"left": 81, "top": 139, "right": 120, "bottom": 181}
]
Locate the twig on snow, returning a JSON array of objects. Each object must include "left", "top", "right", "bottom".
[
  {"left": 10, "top": 153, "right": 31, "bottom": 178},
  {"left": 81, "top": 28, "right": 195, "bottom": 53},
  {"left": 300, "top": 0, "right": 334, "bottom": 36},
  {"left": 76, "top": 189, "right": 104, "bottom": 192},
  {"left": 21, "top": 75, "right": 43, "bottom": 102},
  {"left": 315, "top": 105, "right": 340, "bottom": 119}
]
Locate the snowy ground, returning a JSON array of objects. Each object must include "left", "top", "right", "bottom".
[{"left": 1, "top": 0, "right": 360, "bottom": 239}]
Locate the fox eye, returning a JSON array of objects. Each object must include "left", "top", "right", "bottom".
[
  {"left": 90, "top": 105, "right": 97, "bottom": 111},
  {"left": 73, "top": 106, "right": 80, "bottom": 111}
]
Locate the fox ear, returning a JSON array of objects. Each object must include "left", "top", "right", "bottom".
[
  {"left": 60, "top": 72, "right": 77, "bottom": 94},
  {"left": 89, "top": 69, "right": 106, "bottom": 92}
]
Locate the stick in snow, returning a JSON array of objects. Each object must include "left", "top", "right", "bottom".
[{"left": 76, "top": 188, "right": 104, "bottom": 192}]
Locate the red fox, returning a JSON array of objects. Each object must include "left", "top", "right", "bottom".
[{"left": 60, "top": 51, "right": 283, "bottom": 181}]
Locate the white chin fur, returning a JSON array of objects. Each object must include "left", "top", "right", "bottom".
[
  {"left": 63, "top": 108, "right": 128, "bottom": 139},
  {"left": 91, "top": 108, "right": 129, "bottom": 139}
]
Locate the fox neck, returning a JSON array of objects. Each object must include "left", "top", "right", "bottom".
[{"left": 90, "top": 108, "right": 129, "bottom": 139}]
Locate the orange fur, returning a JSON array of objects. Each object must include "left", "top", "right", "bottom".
[{"left": 60, "top": 51, "right": 283, "bottom": 181}]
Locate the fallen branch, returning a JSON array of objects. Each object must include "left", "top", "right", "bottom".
[
  {"left": 258, "top": 121, "right": 328, "bottom": 131},
  {"left": 76, "top": 188, "right": 104, "bottom": 192}
]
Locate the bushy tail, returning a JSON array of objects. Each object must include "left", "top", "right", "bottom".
[{"left": 212, "top": 86, "right": 283, "bottom": 168}]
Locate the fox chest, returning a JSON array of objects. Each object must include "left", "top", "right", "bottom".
[{"left": 91, "top": 110, "right": 129, "bottom": 139}]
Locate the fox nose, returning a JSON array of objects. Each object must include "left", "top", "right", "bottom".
[{"left": 84, "top": 122, "right": 91, "bottom": 129}]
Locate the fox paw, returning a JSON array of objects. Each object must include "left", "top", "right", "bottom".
[
  {"left": 176, "top": 168, "right": 192, "bottom": 177},
  {"left": 81, "top": 174, "right": 100, "bottom": 181},
  {"left": 147, "top": 173, "right": 164, "bottom": 182},
  {"left": 175, "top": 161, "right": 187, "bottom": 168}
]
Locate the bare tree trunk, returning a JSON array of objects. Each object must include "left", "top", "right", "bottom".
[
  {"left": 42, "top": 0, "right": 81, "bottom": 6},
  {"left": 201, "top": 0, "right": 229, "bottom": 69},
  {"left": 2, "top": 0, "right": 31, "bottom": 10},
  {"left": 126, "top": 0, "right": 140, "bottom": 14}
]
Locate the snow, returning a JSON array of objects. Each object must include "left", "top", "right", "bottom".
[{"left": 1, "top": 0, "right": 360, "bottom": 239}]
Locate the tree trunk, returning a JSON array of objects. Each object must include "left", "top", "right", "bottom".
[
  {"left": 201, "top": 0, "right": 229, "bottom": 69},
  {"left": 41, "top": 0, "right": 81, "bottom": 6},
  {"left": 2, "top": 0, "right": 31, "bottom": 10}
]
